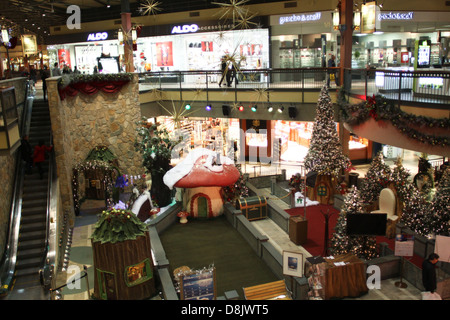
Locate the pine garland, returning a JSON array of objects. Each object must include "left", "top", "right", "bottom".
[
  {"left": 91, "top": 208, "right": 148, "bottom": 244},
  {"left": 58, "top": 73, "right": 133, "bottom": 89},
  {"left": 338, "top": 90, "right": 450, "bottom": 148}
]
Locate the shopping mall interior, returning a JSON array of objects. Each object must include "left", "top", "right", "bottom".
[{"left": 0, "top": 0, "right": 449, "bottom": 306}]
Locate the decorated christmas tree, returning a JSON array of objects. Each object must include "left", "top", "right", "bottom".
[
  {"left": 360, "top": 151, "right": 392, "bottom": 205},
  {"left": 329, "top": 186, "right": 379, "bottom": 260},
  {"left": 429, "top": 168, "right": 450, "bottom": 237},
  {"left": 400, "top": 185, "right": 433, "bottom": 237},
  {"left": 304, "top": 84, "right": 351, "bottom": 177}
]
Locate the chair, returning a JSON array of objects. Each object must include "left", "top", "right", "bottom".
[{"left": 371, "top": 188, "right": 397, "bottom": 238}]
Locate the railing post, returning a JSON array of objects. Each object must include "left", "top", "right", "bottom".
[
  {"left": 398, "top": 71, "right": 402, "bottom": 108},
  {"left": 365, "top": 69, "right": 368, "bottom": 99}
]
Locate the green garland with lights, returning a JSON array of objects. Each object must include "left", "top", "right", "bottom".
[
  {"left": 91, "top": 208, "right": 148, "bottom": 244},
  {"left": 58, "top": 73, "right": 134, "bottom": 89},
  {"left": 338, "top": 90, "right": 450, "bottom": 148}
]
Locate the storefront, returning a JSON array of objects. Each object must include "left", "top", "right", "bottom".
[
  {"left": 270, "top": 11, "right": 334, "bottom": 70},
  {"left": 46, "top": 20, "right": 269, "bottom": 76}
]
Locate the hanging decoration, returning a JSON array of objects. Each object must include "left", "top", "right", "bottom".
[
  {"left": 138, "top": 0, "right": 162, "bottom": 16},
  {"left": 338, "top": 91, "right": 450, "bottom": 149},
  {"left": 58, "top": 73, "right": 133, "bottom": 100}
]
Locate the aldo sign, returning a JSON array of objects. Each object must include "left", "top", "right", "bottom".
[
  {"left": 171, "top": 24, "right": 199, "bottom": 34},
  {"left": 87, "top": 32, "right": 108, "bottom": 41}
]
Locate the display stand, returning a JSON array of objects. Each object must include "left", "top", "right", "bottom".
[
  {"left": 394, "top": 233, "right": 414, "bottom": 289},
  {"left": 305, "top": 256, "right": 327, "bottom": 300}
]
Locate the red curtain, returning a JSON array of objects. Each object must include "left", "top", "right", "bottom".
[{"left": 58, "top": 80, "right": 130, "bottom": 100}]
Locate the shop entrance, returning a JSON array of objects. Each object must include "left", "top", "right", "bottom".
[{"left": 197, "top": 196, "right": 208, "bottom": 218}]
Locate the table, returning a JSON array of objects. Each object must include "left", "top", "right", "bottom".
[{"left": 323, "top": 254, "right": 368, "bottom": 299}]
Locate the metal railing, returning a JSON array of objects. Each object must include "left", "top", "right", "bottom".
[
  {"left": 344, "top": 68, "right": 450, "bottom": 107},
  {"left": 137, "top": 67, "right": 450, "bottom": 107}
]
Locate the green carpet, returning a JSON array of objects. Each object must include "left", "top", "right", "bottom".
[{"left": 159, "top": 215, "right": 280, "bottom": 299}]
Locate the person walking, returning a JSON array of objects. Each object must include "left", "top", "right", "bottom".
[
  {"left": 41, "top": 66, "right": 49, "bottom": 101},
  {"left": 227, "top": 63, "right": 238, "bottom": 87},
  {"left": 218, "top": 56, "right": 228, "bottom": 87},
  {"left": 327, "top": 55, "right": 338, "bottom": 88},
  {"left": 32, "top": 140, "right": 53, "bottom": 179},
  {"left": 20, "top": 135, "right": 33, "bottom": 175}
]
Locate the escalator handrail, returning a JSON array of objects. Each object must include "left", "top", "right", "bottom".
[
  {"left": 39, "top": 132, "right": 57, "bottom": 291},
  {"left": 0, "top": 80, "right": 32, "bottom": 295}
]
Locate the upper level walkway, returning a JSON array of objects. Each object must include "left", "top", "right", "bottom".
[{"left": 137, "top": 67, "right": 450, "bottom": 108}]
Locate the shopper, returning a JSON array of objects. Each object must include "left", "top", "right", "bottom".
[
  {"left": 327, "top": 55, "right": 338, "bottom": 88},
  {"left": 29, "top": 66, "right": 37, "bottom": 89},
  {"left": 51, "top": 62, "right": 61, "bottom": 77},
  {"left": 422, "top": 253, "right": 439, "bottom": 293},
  {"left": 41, "top": 66, "right": 49, "bottom": 101},
  {"left": 227, "top": 63, "right": 238, "bottom": 87},
  {"left": 33, "top": 140, "right": 53, "bottom": 179},
  {"left": 20, "top": 135, "right": 33, "bottom": 175},
  {"left": 218, "top": 56, "right": 228, "bottom": 87}
]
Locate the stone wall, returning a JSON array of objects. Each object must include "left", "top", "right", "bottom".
[
  {"left": 0, "top": 77, "right": 28, "bottom": 258},
  {"left": 46, "top": 74, "right": 144, "bottom": 220}
]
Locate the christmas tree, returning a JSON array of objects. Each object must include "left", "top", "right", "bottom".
[
  {"left": 360, "top": 151, "right": 392, "bottom": 205},
  {"left": 304, "top": 84, "right": 351, "bottom": 177},
  {"left": 329, "top": 186, "right": 379, "bottom": 260},
  {"left": 400, "top": 185, "right": 433, "bottom": 237},
  {"left": 429, "top": 168, "right": 450, "bottom": 237}
]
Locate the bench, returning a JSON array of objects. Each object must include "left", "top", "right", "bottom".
[{"left": 243, "top": 280, "right": 291, "bottom": 300}]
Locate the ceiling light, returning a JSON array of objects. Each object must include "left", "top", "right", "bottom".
[
  {"left": 267, "top": 105, "right": 273, "bottom": 112},
  {"left": 277, "top": 106, "right": 284, "bottom": 113},
  {"left": 251, "top": 105, "right": 257, "bottom": 112},
  {"left": 239, "top": 105, "right": 244, "bottom": 112},
  {"left": 185, "top": 104, "right": 191, "bottom": 110},
  {"left": 205, "top": 104, "right": 212, "bottom": 111}
]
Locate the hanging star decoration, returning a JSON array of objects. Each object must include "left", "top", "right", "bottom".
[
  {"left": 157, "top": 99, "right": 197, "bottom": 130},
  {"left": 213, "top": 0, "right": 250, "bottom": 25},
  {"left": 139, "top": 0, "right": 162, "bottom": 16},
  {"left": 252, "top": 87, "right": 270, "bottom": 103},
  {"left": 192, "top": 88, "right": 205, "bottom": 100},
  {"left": 234, "top": 7, "right": 257, "bottom": 29},
  {"left": 149, "top": 87, "right": 163, "bottom": 100}
]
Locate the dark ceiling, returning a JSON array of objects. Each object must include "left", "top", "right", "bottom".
[{"left": 0, "top": 0, "right": 287, "bottom": 44}]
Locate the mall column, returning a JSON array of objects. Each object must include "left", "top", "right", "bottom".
[
  {"left": 339, "top": 0, "right": 353, "bottom": 170},
  {"left": 121, "top": 0, "right": 134, "bottom": 72}
]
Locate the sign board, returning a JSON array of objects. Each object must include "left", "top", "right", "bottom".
[
  {"left": 180, "top": 268, "right": 216, "bottom": 300},
  {"left": 435, "top": 235, "right": 450, "bottom": 263},
  {"left": 361, "top": 1, "right": 380, "bottom": 34},
  {"left": 394, "top": 234, "right": 414, "bottom": 257},
  {"left": 22, "top": 34, "right": 38, "bottom": 55},
  {"left": 417, "top": 40, "right": 431, "bottom": 68}
]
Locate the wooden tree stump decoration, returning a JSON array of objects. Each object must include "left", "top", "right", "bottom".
[
  {"left": 91, "top": 208, "right": 156, "bottom": 300},
  {"left": 312, "top": 175, "right": 338, "bottom": 205}
]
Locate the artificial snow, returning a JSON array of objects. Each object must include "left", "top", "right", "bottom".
[{"left": 163, "top": 148, "right": 235, "bottom": 190}]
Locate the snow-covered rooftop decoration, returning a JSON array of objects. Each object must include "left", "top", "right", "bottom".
[{"left": 163, "top": 148, "right": 239, "bottom": 190}]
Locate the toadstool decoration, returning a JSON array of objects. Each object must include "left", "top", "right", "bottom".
[
  {"left": 163, "top": 148, "right": 240, "bottom": 218},
  {"left": 177, "top": 211, "right": 189, "bottom": 224}
]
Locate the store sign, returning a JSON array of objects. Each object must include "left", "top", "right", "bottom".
[
  {"left": 87, "top": 32, "right": 108, "bottom": 41},
  {"left": 279, "top": 12, "right": 322, "bottom": 25},
  {"left": 378, "top": 12, "right": 414, "bottom": 21},
  {"left": 171, "top": 24, "right": 199, "bottom": 34},
  {"left": 361, "top": 1, "right": 380, "bottom": 34},
  {"left": 22, "top": 34, "right": 37, "bottom": 55}
]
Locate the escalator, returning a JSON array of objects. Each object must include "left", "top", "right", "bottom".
[{"left": 0, "top": 89, "right": 56, "bottom": 300}]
